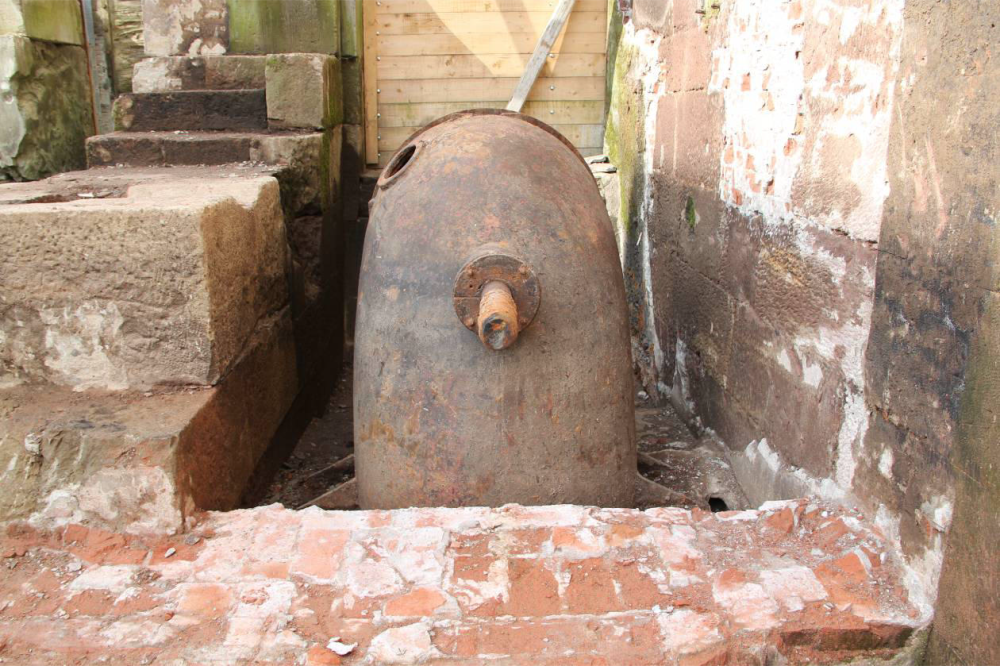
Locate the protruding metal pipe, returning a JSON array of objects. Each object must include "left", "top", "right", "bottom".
[{"left": 477, "top": 281, "right": 519, "bottom": 350}]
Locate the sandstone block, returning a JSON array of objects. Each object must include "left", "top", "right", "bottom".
[
  {"left": 141, "top": 0, "right": 227, "bottom": 56},
  {"left": 113, "top": 89, "right": 267, "bottom": 131},
  {"left": 0, "top": 169, "right": 288, "bottom": 389},
  {"left": 2, "top": 0, "right": 85, "bottom": 45},
  {"left": 132, "top": 55, "right": 265, "bottom": 92},
  {"left": 0, "top": 35, "right": 91, "bottom": 181},
  {"left": 0, "top": 308, "right": 297, "bottom": 533},
  {"left": 229, "top": 0, "right": 340, "bottom": 55},
  {"left": 265, "top": 53, "right": 342, "bottom": 130}
]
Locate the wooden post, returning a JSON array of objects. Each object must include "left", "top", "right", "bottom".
[
  {"left": 505, "top": 0, "right": 578, "bottom": 113},
  {"left": 362, "top": 0, "right": 380, "bottom": 165}
]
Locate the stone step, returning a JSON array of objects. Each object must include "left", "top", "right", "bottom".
[
  {"left": 132, "top": 55, "right": 266, "bottom": 92},
  {"left": 114, "top": 89, "right": 267, "bottom": 132},
  {"left": 0, "top": 307, "right": 296, "bottom": 534},
  {"left": 86, "top": 130, "right": 319, "bottom": 168},
  {"left": 0, "top": 166, "right": 289, "bottom": 390}
]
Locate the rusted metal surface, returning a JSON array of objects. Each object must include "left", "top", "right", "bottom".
[
  {"left": 355, "top": 109, "right": 635, "bottom": 509},
  {"left": 477, "top": 281, "right": 519, "bottom": 350},
  {"left": 453, "top": 252, "right": 540, "bottom": 347}
]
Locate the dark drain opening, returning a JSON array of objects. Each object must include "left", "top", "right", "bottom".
[{"left": 708, "top": 497, "right": 729, "bottom": 512}]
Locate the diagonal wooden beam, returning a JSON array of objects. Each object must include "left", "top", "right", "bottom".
[{"left": 505, "top": 0, "right": 579, "bottom": 113}]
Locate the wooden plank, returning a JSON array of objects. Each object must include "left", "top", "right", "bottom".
[
  {"left": 376, "top": 0, "right": 605, "bottom": 13},
  {"left": 378, "top": 53, "right": 603, "bottom": 80},
  {"left": 374, "top": 11, "right": 604, "bottom": 35},
  {"left": 375, "top": 30, "right": 603, "bottom": 56},
  {"left": 378, "top": 123, "right": 604, "bottom": 151},
  {"left": 378, "top": 53, "right": 602, "bottom": 80},
  {"left": 363, "top": 0, "right": 379, "bottom": 165},
  {"left": 377, "top": 99, "right": 605, "bottom": 127},
  {"left": 506, "top": 0, "right": 577, "bottom": 112},
  {"left": 377, "top": 75, "right": 603, "bottom": 104}
]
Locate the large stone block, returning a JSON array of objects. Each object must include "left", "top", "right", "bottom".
[
  {"left": 0, "top": 168, "right": 289, "bottom": 389},
  {"left": 132, "top": 54, "right": 265, "bottom": 92},
  {"left": 113, "top": 89, "right": 267, "bottom": 131},
  {"left": 0, "top": 307, "right": 298, "bottom": 534},
  {"left": 141, "top": 0, "right": 227, "bottom": 56},
  {"left": 0, "top": 35, "right": 91, "bottom": 181},
  {"left": 229, "top": 0, "right": 340, "bottom": 55},
  {"left": 1, "top": 0, "right": 84, "bottom": 45},
  {"left": 265, "top": 53, "right": 342, "bottom": 130}
]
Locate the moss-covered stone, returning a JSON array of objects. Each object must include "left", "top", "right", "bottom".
[
  {"left": 604, "top": 38, "right": 645, "bottom": 237},
  {"left": 229, "top": 0, "right": 340, "bottom": 55},
  {"left": 1, "top": 35, "right": 91, "bottom": 181},
  {"left": 1, "top": 0, "right": 85, "bottom": 45},
  {"left": 265, "top": 53, "right": 342, "bottom": 130}
]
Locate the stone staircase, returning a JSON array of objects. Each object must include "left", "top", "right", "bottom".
[{"left": 0, "top": 52, "right": 351, "bottom": 535}]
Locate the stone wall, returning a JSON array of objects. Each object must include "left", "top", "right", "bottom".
[
  {"left": 0, "top": 0, "right": 93, "bottom": 180},
  {"left": 606, "top": 0, "right": 1000, "bottom": 639},
  {"left": 873, "top": 1, "right": 1000, "bottom": 663}
]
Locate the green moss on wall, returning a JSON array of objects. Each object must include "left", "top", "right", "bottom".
[
  {"left": 605, "top": 37, "right": 645, "bottom": 238},
  {"left": 230, "top": 0, "right": 340, "bottom": 55},
  {"left": 685, "top": 196, "right": 697, "bottom": 229},
  {"left": 22, "top": 0, "right": 83, "bottom": 45}
]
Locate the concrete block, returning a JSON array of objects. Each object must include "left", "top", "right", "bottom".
[
  {"left": 0, "top": 168, "right": 289, "bottom": 389},
  {"left": 2, "top": 0, "right": 88, "bottom": 42},
  {"left": 265, "top": 53, "right": 342, "bottom": 130},
  {"left": 141, "top": 0, "right": 227, "bottom": 56},
  {"left": 0, "top": 308, "right": 297, "bottom": 534},
  {"left": 113, "top": 89, "right": 267, "bottom": 131},
  {"left": 229, "top": 0, "right": 340, "bottom": 55},
  {"left": 132, "top": 55, "right": 265, "bottom": 92},
  {"left": 0, "top": 34, "right": 91, "bottom": 181}
]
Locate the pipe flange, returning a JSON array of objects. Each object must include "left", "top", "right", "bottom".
[{"left": 453, "top": 254, "right": 540, "bottom": 333}]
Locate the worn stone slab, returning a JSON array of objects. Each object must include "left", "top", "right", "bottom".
[
  {"left": 0, "top": 309, "right": 297, "bottom": 534},
  {"left": 0, "top": 167, "right": 288, "bottom": 389},
  {"left": 132, "top": 54, "right": 265, "bottom": 92},
  {"left": 114, "top": 89, "right": 267, "bottom": 131},
  {"left": 0, "top": 500, "right": 926, "bottom": 664},
  {"left": 140, "top": 0, "right": 227, "bottom": 57},
  {"left": 265, "top": 53, "right": 342, "bottom": 130}
]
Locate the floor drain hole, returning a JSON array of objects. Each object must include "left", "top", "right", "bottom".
[{"left": 708, "top": 497, "right": 728, "bottom": 512}]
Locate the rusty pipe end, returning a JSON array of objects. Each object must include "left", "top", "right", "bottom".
[{"left": 478, "top": 281, "right": 519, "bottom": 350}]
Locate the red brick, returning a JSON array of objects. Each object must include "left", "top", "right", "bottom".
[
  {"left": 564, "top": 558, "right": 622, "bottom": 614},
  {"left": 384, "top": 587, "right": 447, "bottom": 617},
  {"left": 765, "top": 508, "right": 796, "bottom": 534},
  {"left": 506, "top": 558, "right": 560, "bottom": 616},
  {"left": 176, "top": 583, "right": 233, "bottom": 619},
  {"left": 306, "top": 645, "right": 342, "bottom": 665}
]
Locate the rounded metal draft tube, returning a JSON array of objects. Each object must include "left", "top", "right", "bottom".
[{"left": 355, "top": 109, "right": 636, "bottom": 509}]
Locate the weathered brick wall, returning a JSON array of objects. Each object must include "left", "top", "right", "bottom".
[{"left": 605, "top": 0, "right": 1000, "bottom": 627}]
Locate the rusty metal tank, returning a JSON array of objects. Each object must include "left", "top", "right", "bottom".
[{"left": 354, "top": 109, "right": 635, "bottom": 509}]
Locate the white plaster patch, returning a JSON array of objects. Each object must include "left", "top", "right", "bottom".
[
  {"left": 711, "top": 0, "right": 905, "bottom": 242},
  {"left": 70, "top": 565, "right": 137, "bottom": 593},
  {"left": 658, "top": 609, "right": 723, "bottom": 655},
  {"left": 132, "top": 58, "right": 182, "bottom": 93},
  {"left": 873, "top": 503, "right": 943, "bottom": 621},
  {"left": 365, "top": 621, "right": 441, "bottom": 664},
  {"left": 40, "top": 301, "right": 128, "bottom": 391},
  {"left": 878, "top": 447, "right": 894, "bottom": 479}
]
